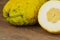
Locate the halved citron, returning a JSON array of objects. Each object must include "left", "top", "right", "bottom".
[{"left": 38, "top": 1, "right": 60, "bottom": 34}]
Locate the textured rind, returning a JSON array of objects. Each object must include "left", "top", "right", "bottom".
[
  {"left": 48, "top": 0, "right": 60, "bottom": 1},
  {"left": 3, "top": 0, "right": 47, "bottom": 25}
]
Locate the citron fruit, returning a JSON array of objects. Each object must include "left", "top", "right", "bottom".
[
  {"left": 38, "top": 1, "right": 60, "bottom": 34},
  {"left": 3, "top": 0, "right": 47, "bottom": 25},
  {"left": 49, "top": 0, "right": 60, "bottom": 1}
]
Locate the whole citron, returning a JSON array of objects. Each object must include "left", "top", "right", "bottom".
[{"left": 3, "top": 0, "right": 47, "bottom": 25}]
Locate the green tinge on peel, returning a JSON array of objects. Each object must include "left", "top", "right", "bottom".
[{"left": 3, "top": 0, "right": 47, "bottom": 25}]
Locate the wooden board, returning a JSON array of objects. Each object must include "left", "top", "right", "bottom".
[{"left": 0, "top": 0, "right": 60, "bottom": 40}]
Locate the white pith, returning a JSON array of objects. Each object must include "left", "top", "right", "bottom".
[{"left": 38, "top": 1, "right": 60, "bottom": 32}]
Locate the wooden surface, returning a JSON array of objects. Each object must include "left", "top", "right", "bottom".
[{"left": 0, "top": 0, "right": 60, "bottom": 40}]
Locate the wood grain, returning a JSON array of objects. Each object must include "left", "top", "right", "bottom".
[{"left": 0, "top": 0, "right": 60, "bottom": 40}]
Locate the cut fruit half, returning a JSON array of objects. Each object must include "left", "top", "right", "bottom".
[{"left": 38, "top": 1, "right": 60, "bottom": 34}]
